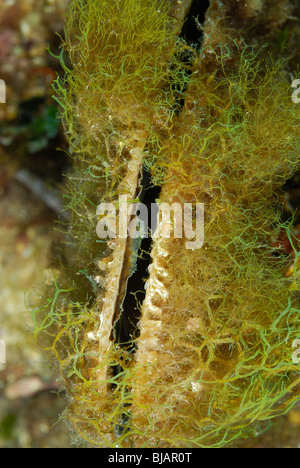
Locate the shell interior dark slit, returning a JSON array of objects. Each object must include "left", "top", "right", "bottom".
[
  {"left": 110, "top": 167, "right": 161, "bottom": 378},
  {"left": 110, "top": 168, "right": 161, "bottom": 437},
  {"left": 113, "top": 169, "right": 161, "bottom": 351}
]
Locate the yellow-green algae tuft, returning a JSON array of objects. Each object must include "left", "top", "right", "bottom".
[{"left": 32, "top": 0, "right": 300, "bottom": 448}]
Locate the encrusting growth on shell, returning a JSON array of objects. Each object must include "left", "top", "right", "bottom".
[{"left": 32, "top": 0, "right": 300, "bottom": 448}]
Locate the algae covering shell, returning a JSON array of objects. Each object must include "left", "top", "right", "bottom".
[{"left": 33, "top": 0, "right": 300, "bottom": 448}]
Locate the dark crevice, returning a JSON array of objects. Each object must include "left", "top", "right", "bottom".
[
  {"left": 180, "top": 0, "right": 210, "bottom": 47},
  {"left": 170, "top": 0, "right": 210, "bottom": 114},
  {"left": 110, "top": 168, "right": 161, "bottom": 408},
  {"left": 113, "top": 168, "right": 161, "bottom": 350},
  {"left": 110, "top": 168, "right": 161, "bottom": 437}
]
